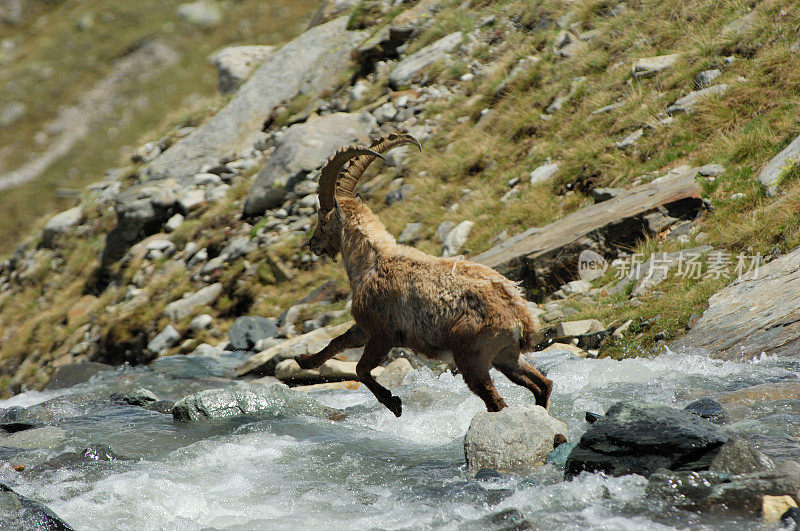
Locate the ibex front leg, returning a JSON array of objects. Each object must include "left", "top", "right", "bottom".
[
  {"left": 358, "top": 338, "right": 401, "bottom": 417},
  {"left": 297, "top": 324, "right": 367, "bottom": 369}
]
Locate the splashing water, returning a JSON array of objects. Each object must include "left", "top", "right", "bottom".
[{"left": 0, "top": 348, "right": 797, "bottom": 530}]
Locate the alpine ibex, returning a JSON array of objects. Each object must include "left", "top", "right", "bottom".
[{"left": 298, "top": 133, "right": 552, "bottom": 417}]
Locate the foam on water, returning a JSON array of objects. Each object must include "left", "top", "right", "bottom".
[{"left": 1, "top": 347, "right": 795, "bottom": 530}]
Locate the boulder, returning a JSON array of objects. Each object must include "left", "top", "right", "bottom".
[
  {"left": 684, "top": 397, "right": 727, "bottom": 424},
  {"left": 1, "top": 426, "right": 66, "bottom": 449},
  {"left": 144, "top": 18, "right": 365, "bottom": 186},
  {"left": 389, "top": 32, "right": 464, "bottom": 88},
  {"left": 177, "top": 0, "right": 222, "bottom": 27},
  {"left": 189, "top": 313, "right": 213, "bottom": 332},
  {"left": 244, "top": 112, "right": 377, "bottom": 214},
  {"left": 672, "top": 245, "right": 800, "bottom": 359},
  {"left": 236, "top": 322, "right": 354, "bottom": 377},
  {"left": 647, "top": 461, "right": 800, "bottom": 512},
  {"left": 114, "top": 388, "right": 159, "bottom": 407},
  {"left": 695, "top": 69, "right": 721, "bottom": 89},
  {"left": 0, "top": 483, "right": 76, "bottom": 530},
  {"left": 442, "top": 220, "right": 474, "bottom": 257},
  {"left": 228, "top": 316, "right": 278, "bottom": 351},
  {"left": 209, "top": 45, "right": 275, "bottom": 94},
  {"left": 147, "top": 325, "right": 181, "bottom": 354},
  {"left": 171, "top": 382, "right": 329, "bottom": 421},
  {"left": 41, "top": 206, "right": 83, "bottom": 247},
  {"left": 163, "top": 283, "right": 222, "bottom": 321},
  {"left": 631, "top": 53, "right": 680, "bottom": 78},
  {"left": 464, "top": 406, "right": 568, "bottom": 474},
  {"left": 555, "top": 319, "right": 604, "bottom": 337},
  {"left": 47, "top": 362, "right": 113, "bottom": 390},
  {"left": 709, "top": 437, "right": 775, "bottom": 475},
  {"left": 763, "top": 495, "right": 797, "bottom": 523},
  {"left": 565, "top": 401, "right": 728, "bottom": 479},
  {"left": 473, "top": 167, "right": 704, "bottom": 293},
  {"left": 667, "top": 84, "right": 728, "bottom": 114},
  {"left": 758, "top": 133, "right": 800, "bottom": 196},
  {"left": 529, "top": 162, "right": 559, "bottom": 185}
]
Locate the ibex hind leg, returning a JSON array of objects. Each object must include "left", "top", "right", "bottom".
[
  {"left": 357, "top": 338, "right": 402, "bottom": 417},
  {"left": 297, "top": 324, "right": 367, "bottom": 369},
  {"left": 453, "top": 350, "right": 508, "bottom": 412},
  {"left": 492, "top": 347, "right": 552, "bottom": 409}
]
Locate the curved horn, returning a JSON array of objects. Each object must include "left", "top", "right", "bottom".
[
  {"left": 318, "top": 146, "right": 385, "bottom": 212},
  {"left": 336, "top": 133, "right": 422, "bottom": 198}
]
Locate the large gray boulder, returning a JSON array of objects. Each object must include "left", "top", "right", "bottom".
[
  {"left": 0, "top": 483, "right": 76, "bottom": 530},
  {"left": 171, "top": 382, "right": 329, "bottom": 421},
  {"left": 145, "top": 17, "right": 365, "bottom": 185},
  {"left": 565, "top": 401, "right": 728, "bottom": 479},
  {"left": 210, "top": 45, "right": 275, "bottom": 94},
  {"left": 41, "top": 206, "right": 83, "bottom": 247},
  {"left": 244, "top": 112, "right": 377, "bottom": 214},
  {"left": 672, "top": 245, "right": 800, "bottom": 359},
  {"left": 758, "top": 133, "right": 800, "bottom": 196},
  {"left": 464, "top": 406, "right": 568, "bottom": 474},
  {"left": 228, "top": 316, "right": 278, "bottom": 351},
  {"left": 389, "top": 32, "right": 464, "bottom": 88}
]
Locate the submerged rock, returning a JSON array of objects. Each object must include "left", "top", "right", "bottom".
[
  {"left": 0, "top": 483, "right": 75, "bottom": 530},
  {"left": 1, "top": 426, "right": 66, "bottom": 449},
  {"left": 464, "top": 406, "right": 568, "bottom": 474},
  {"left": 171, "top": 382, "right": 330, "bottom": 421},
  {"left": 565, "top": 401, "right": 728, "bottom": 479}
]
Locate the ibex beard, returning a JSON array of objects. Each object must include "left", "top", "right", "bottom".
[{"left": 299, "top": 133, "right": 552, "bottom": 417}]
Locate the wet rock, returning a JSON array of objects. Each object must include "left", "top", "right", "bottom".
[
  {"left": 465, "top": 406, "right": 568, "bottom": 474},
  {"left": 758, "top": 132, "right": 800, "bottom": 196},
  {"left": 529, "top": 162, "right": 559, "bottom": 185},
  {"left": 144, "top": 400, "right": 175, "bottom": 414},
  {"left": 2, "top": 426, "right": 66, "bottom": 449},
  {"left": 375, "top": 358, "right": 412, "bottom": 389},
  {"left": 709, "top": 437, "right": 775, "bottom": 475},
  {"left": 113, "top": 388, "right": 159, "bottom": 407},
  {"left": 177, "top": 0, "right": 222, "bottom": 27},
  {"left": 763, "top": 495, "right": 797, "bottom": 523},
  {"left": 684, "top": 397, "right": 727, "bottom": 424},
  {"left": 245, "top": 112, "right": 376, "bottom": 214},
  {"left": 148, "top": 325, "right": 180, "bottom": 355},
  {"left": 210, "top": 45, "right": 275, "bottom": 94},
  {"left": 782, "top": 506, "right": 800, "bottom": 528},
  {"left": 47, "top": 362, "right": 113, "bottom": 390},
  {"left": 565, "top": 401, "right": 728, "bottom": 479},
  {"left": 163, "top": 283, "right": 222, "bottom": 321},
  {"left": 667, "top": 84, "right": 728, "bottom": 114},
  {"left": 172, "top": 382, "right": 328, "bottom": 421},
  {"left": 717, "top": 381, "right": 800, "bottom": 406},
  {"left": 0, "top": 483, "right": 75, "bottom": 530},
  {"left": 545, "top": 441, "right": 577, "bottom": 467},
  {"left": 389, "top": 32, "right": 464, "bottom": 88},
  {"left": 631, "top": 53, "right": 680, "bottom": 78},
  {"left": 647, "top": 461, "right": 800, "bottom": 512},
  {"left": 585, "top": 411, "right": 603, "bottom": 423},
  {"left": 41, "top": 207, "right": 83, "bottom": 247},
  {"left": 229, "top": 316, "right": 278, "bottom": 351},
  {"left": 442, "top": 220, "right": 474, "bottom": 257}
]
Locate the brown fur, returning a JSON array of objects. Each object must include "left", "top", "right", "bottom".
[{"left": 302, "top": 196, "right": 551, "bottom": 416}]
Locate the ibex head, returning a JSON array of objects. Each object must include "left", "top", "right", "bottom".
[{"left": 309, "top": 133, "right": 421, "bottom": 260}]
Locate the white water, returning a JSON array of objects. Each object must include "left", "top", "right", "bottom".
[{"left": 1, "top": 349, "right": 797, "bottom": 530}]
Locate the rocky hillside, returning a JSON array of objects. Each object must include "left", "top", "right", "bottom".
[{"left": 1, "top": 0, "right": 799, "bottom": 399}]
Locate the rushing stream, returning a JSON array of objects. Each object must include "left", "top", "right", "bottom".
[{"left": 1, "top": 348, "right": 798, "bottom": 530}]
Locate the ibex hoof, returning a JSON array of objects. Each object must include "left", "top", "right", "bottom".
[
  {"left": 386, "top": 396, "right": 402, "bottom": 417},
  {"left": 296, "top": 355, "right": 318, "bottom": 370}
]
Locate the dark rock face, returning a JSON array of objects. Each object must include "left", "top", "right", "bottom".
[
  {"left": 565, "top": 401, "right": 728, "bottom": 479},
  {"left": 0, "top": 483, "right": 75, "bottom": 530},
  {"left": 46, "top": 362, "right": 113, "bottom": 390},
  {"left": 228, "top": 316, "right": 278, "bottom": 351},
  {"left": 684, "top": 397, "right": 728, "bottom": 424},
  {"left": 647, "top": 461, "right": 800, "bottom": 512}
]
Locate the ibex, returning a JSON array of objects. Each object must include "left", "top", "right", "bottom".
[{"left": 298, "top": 133, "right": 552, "bottom": 417}]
